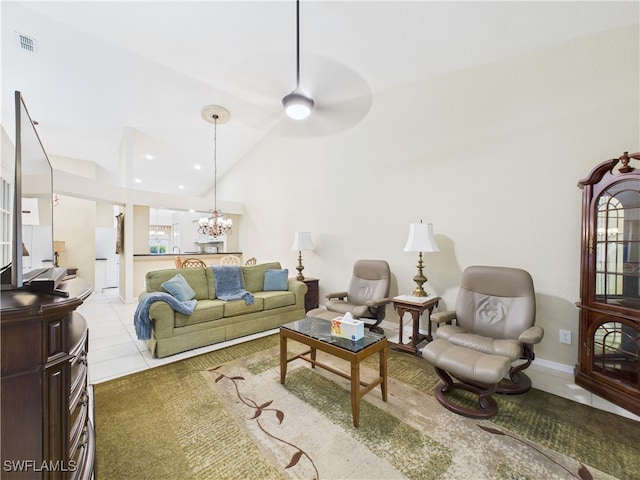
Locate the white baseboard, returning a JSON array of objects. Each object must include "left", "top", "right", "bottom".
[{"left": 532, "top": 357, "right": 575, "bottom": 375}]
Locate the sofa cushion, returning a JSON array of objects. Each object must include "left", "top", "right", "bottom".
[
  {"left": 242, "top": 262, "right": 282, "bottom": 293},
  {"left": 146, "top": 268, "right": 211, "bottom": 300},
  {"left": 264, "top": 269, "right": 289, "bottom": 291},
  {"left": 256, "top": 291, "right": 296, "bottom": 310},
  {"left": 174, "top": 299, "right": 224, "bottom": 327},
  {"left": 161, "top": 274, "right": 196, "bottom": 301},
  {"left": 223, "top": 297, "right": 264, "bottom": 317}
]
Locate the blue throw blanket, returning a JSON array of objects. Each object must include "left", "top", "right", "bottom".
[
  {"left": 134, "top": 292, "right": 197, "bottom": 340},
  {"left": 212, "top": 265, "right": 254, "bottom": 305}
]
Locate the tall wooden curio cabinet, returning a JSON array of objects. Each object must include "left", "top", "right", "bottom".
[{"left": 577, "top": 151, "right": 640, "bottom": 416}]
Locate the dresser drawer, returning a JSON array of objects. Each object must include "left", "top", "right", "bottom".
[
  {"left": 69, "top": 394, "right": 88, "bottom": 457},
  {"left": 70, "top": 351, "right": 88, "bottom": 408}
]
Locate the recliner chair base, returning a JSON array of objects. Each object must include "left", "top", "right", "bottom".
[
  {"left": 367, "top": 318, "right": 385, "bottom": 334},
  {"left": 433, "top": 367, "right": 501, "bottom": 419},
  {"left": 497, "top": 371, "right": 532, "bottom": 395}
]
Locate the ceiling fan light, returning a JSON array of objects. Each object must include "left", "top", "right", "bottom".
[{"left": 282, "top": 90, "right": 314, "bottom": 120}]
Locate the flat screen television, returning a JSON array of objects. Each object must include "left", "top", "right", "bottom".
[{"left": 1, "top": 91, "right": 65, "bottom": 293}]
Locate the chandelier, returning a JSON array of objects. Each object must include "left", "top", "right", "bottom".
[{"left": 198, "top": 105, "right": 232, "bottom": 238}]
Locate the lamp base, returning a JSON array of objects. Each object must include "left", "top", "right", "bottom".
[
  {"left": 411, "top": 285, "right": 428, "bottom": 297},
  {"left": 411, "top": 273, "right": 428, "bottom": 297},
  {"left": 411, "top": 252, "right": 428, "bottom": 297},
  {"left": 296, "top": 250, "right": 305, "bottom": 281}
]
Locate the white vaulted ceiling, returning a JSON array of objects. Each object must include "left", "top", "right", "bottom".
[{"left": 2, "top": 1, "right": 638, "bottom": 196}]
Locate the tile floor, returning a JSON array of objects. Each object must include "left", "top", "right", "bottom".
[{"left": 81, "top": 288, "right": 639, "bottom": 422}]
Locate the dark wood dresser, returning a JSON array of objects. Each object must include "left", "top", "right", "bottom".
[{"left": 1, "top": 277, "right": 95, "bottom": 479}]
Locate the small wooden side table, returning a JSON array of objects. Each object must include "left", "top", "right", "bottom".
[
  {"left": 299, "top": 277, "right": 319, "bottom": 312},
  {"left": 392, "top": 295, "right": 440, "bottom": 356}
]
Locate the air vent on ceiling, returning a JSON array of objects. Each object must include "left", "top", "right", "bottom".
[{"left": 16, "top": 32, "right": 37, "bottom": 53}]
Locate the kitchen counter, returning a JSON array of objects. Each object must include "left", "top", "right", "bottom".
[
  {"left": 133, "top": 252, "right": 242, "bottom": 257},
  {"left": 133, "top": 252, "right": 243, "bottom": 297}
]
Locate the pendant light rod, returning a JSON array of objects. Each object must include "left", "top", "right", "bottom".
[
  {"left": 199, "top": 105, "right": 232, "bottom": 238},
  {"left": 212, "top": 114, "right": 218, "bottom": 212},
  {"left": 282, "top": 0, "right": 314, "bottom": 120},
  {"left": 295, "top": 0, "right": 300, "bottom": 89}
]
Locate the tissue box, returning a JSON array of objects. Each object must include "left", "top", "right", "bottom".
[{"left": 330, "top": 316, "right": 364, "bottom": 340}]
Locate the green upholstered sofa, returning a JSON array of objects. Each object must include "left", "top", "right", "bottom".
[{"left": 139, "top": 261, "right": 307, "bottom": 358}]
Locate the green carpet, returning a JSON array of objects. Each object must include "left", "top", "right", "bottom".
[
  {"left": 359, "top": 352, "right": 640, "bottom": 480},
  {"left": 93, "top": 335, "right": 284, "bottom": 480},
  {"left": 93, "top": 334, "right": 639, "bottom": 479}
]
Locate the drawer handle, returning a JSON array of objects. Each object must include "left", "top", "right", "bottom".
[{"left": 78, "top": 392, "right": 89, "bottom": 407}]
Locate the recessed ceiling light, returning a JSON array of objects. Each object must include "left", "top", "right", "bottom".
[
  {"left": 135, "top": 178, "right": 142, "bottom": 183},
  {"left": 194, "top": 164, "right": 201, "bottom": 170},
  {"left": 145, "top": 154, "right": 154, "bottom": 160},
  {"left": 178, "top": 185, "right": 184, "bottom": 190}
]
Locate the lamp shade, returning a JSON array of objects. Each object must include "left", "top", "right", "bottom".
[
  {"left": 54, "top": 241, "right": 66, "bottom": 253},
  {"left": 291, "top": 231, "right": 315, "bottom": 251},
  {"left": 403, "top": 223, "right": 439, "bottom": 253}
]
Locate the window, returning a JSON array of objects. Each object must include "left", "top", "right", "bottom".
[
  {"left": 0, "top": 179, "right": 12, "bottom": 267},
  {"left": 149, "top": 225, "right": 171, "bottom": 254}
]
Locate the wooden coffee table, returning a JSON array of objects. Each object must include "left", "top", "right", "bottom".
[{"left": 279, "top": 317, "right": 388, "bottom": 427}]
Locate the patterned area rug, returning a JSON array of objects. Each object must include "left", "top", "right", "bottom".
[{"left": 93, "top": 334, "right": 639, "bottom": 480}]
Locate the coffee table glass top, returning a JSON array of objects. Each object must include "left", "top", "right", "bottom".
[{"left": 281, "top": 317, "right": 385, "bottom": 353}]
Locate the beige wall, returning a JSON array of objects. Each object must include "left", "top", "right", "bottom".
[
  {"left": 133, "top": 205, "right": 150, "bottom": 254},
  {"left": 219, "top": 25, "right": 639, "bottom": 369},
  {"left": 53, "top": 194, "right": 96, "bottom": 282}
]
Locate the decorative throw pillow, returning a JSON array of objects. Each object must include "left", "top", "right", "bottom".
[
  {"left": 263, "top": 269, "right": 289, "bottom": 291},
  {"left": 162, "top": 274, "right": 196, "bottom": 301}
]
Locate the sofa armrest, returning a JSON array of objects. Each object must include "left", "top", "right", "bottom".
[
  {"left": 325, "top": 291, "right": 348, "bottom": 300},
  {"left": 431, "top": 310, "right": 457, "bottom": 325},
  {"left": 138, "top": 291, "right": 177, "bottom": 339},
  {"left": 287, "top": 280, "right": 308, "bottom": 309}
]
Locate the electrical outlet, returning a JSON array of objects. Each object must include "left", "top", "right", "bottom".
[{"left": 559, "top": 329, "right": 572, "bottom": 345}]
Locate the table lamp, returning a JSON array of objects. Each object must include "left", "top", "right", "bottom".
[
  {"left": 291, "top": 232, "right": 314, "bottom": 281},
  {"left": 403, "top": 221, "right": 439, "bottom": 297},
  {"left": 54, "top": 240, "right": 66, "bottom": 268}
]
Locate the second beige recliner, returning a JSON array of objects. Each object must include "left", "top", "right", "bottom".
[
  {"left": 320, "top": 259, "right": 392, "bottom": 334},
  {"left": 422, "top": 265, "right": 544, "bottom": 418}
]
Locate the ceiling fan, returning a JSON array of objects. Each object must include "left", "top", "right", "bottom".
[
  {"left": 281, "top": 0, "right": 314, "bottom": 120},
  {"left": 221, "top": 1, "right": 372, "bottom": 137}
]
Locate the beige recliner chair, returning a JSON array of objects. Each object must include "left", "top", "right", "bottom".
[
  {"left": 422, "top": 265, "right": 544, "bottom": 418},
  {"left": 323, "top": 259, "right": 392, "bottom": 334}
]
